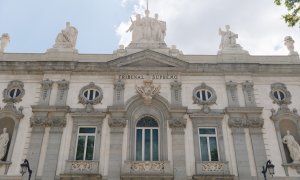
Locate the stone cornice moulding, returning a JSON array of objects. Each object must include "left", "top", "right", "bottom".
[
  {"left": 1, "top": 61, "right": 300, "bottom": 76},
  {"left": 188, "top": 109, "right": 225, "bottom": 120}
]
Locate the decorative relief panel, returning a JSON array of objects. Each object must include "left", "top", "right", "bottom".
[
  {"left": 113, "top": 79, "right": 125, "bottom": 105},
  {"left": 136, "top": 79, "right": 161, "bottom": 105},
  {"left": 242, "top": 81, "right": 256, "bottom": 107},
  {"left": 226, "top": 81, "right": 239, "bottom": 107},
  {"left": 30, "top": 116, "right": 66, "bottom": 127},
  {"left": 108, "top": 117, "right": 127, "bottom": 128},
  {"left": 201, "top": 162, "right": 224, "bottom": 172},
  {"left": 170, "top": 80, "right": 182, "bottom": 106},
  {"left": 39, "top": 79, "right": 53, "bottom": 104},
  {"left": 130, "top": 161, "right": 164, "bottom": 172},
  {"left": 270, "top": 82, "right": 291, "bottom": 105},
  {"left": 122, "top": 161, "right": 172, "bottom": 175},
  {"left": 64, "top": 160, "right": 99, "bottom": 174},
  {"left": 3, "top": 80, "right": 25, "bottom": 103},
  {"left": 56, "top": 79, "right": 69, "bottom": 105}
]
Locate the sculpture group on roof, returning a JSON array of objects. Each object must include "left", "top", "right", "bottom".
[{"left": 126, "top": 9, "right": 166, "bottom": 44}]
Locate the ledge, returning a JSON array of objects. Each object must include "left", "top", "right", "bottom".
[{"left": 283, "top": 162, "right": 300, "bottom": 174}]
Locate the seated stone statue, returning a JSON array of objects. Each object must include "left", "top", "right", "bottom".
[
  {"left": 0, "top": 128, "right": 9, "bottom": 160},
  {"left": 53, "top": 22, "right": 78, "bottom": 49},
  {"left": 282, "top": 130, "right": 300, "bottom": 162}
]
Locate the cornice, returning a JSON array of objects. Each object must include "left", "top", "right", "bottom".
[{"left": 1, "top": 61, "right": 300, "bottom": 76}]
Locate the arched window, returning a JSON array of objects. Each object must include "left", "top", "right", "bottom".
[{"left": 135, "top": 117, "right": 159, "bottom": 161}]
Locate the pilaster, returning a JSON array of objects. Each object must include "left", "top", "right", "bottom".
[
  {"left": 169, "top": 115, "right": 187, "bottom": 180},
  {"left": 107, "top": 111, "right": 127, "bottom": 180}
]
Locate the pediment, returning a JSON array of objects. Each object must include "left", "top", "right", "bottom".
[{"left": 108, "top": 50, "right": 188, "bottom": 69}]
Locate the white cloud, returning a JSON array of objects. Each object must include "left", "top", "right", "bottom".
[{"left": 117, "top": 0, "right": 300, "bottom": 55}]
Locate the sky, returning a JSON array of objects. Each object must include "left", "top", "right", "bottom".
[{"left": 0, "top": 0, "right": 299, "bottom": 55}]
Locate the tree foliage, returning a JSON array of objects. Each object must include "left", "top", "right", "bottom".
[{"left": 274, "top": 0, "right": 300, "bottom": 27}]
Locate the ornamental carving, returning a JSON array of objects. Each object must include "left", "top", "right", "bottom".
[
  {"left": 30, "top": 116, "right": 66, "bottom": 127},
  {"left": 130, "top": 161, "right": 164, "bottom": 172},
  {"left": 3, "top": 80, "right": 25, "bottom": 103},
  {"left": 108, "top": 118, "right": 127, "bottom": 128},
  {"left": 114, "top": 79, "right": 125, "bottom": 91},
  {"left": 57, "top": 79, "right": 69, "bottom": 90},
  {"left": 270, "top": 106, "right": 300, "bottom": 123},
  {"left": 193, "top": 83, "right": 217, "bottom": 112},
  {"left": 228, "top": 116, "right": 263, "bottom": 128},
  {"left": 40, "top": 79, "right": 53, "bottom": 101},
  {"left": 201, "top": 162, "right": 224, "bottom": 172},
  {"left": 169, "top": 118, "right": 186, "bottom": 129},
  {"left": 78, "top": 82, "right": 103, "bottom": 105},
  {"left": 71, "top": 161, "right": 94, "bottom": 172},
  {"left": 0, "top": 103, "right": 24, "bottom": 120},
  {"left": 270, "top": 83, "right": 291, "bottom": 105},
  {"left": 136, "top": 79, "right": 161, "bottom": 105}
]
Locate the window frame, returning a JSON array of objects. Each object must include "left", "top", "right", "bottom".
[
  {"left": 75, "top": 126, "right": 97, "bottom": 161},
  {"left": 135, "top": 118, "right": 160, "bottom": 161},
  {"left": 198, "top": 127, "right": 220, "bottom": 161}
]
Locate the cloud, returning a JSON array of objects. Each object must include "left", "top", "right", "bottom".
[{"left": 117, "top": 0, "right": 300, "bottom": 55}]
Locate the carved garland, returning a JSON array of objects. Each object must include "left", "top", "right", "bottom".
[
  {"left": 78, "top": 82, "right": 103, "bottom": 105},
  {"left": 270, "top": 82, "right": 291, "bottom": 105},
  {"left": 3, "top": 80, "right": 25, "bottom": 103}
]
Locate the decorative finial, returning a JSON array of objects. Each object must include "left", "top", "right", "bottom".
[{"left": 0, "top": 33, "right": 10, "bottom": 52}]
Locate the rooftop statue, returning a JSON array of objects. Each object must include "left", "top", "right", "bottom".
[
  {"left": 282, "top": 130, "right": 300, "bottom": 162},
  {"left": 219, "top": 25, "right": 238, "bottom": 50},
  {"left": 0, "top": 128, "right": 9, "bottom": 160},
  {"left": 218, "top": 25, "right": 248, "bottom": 54},
  {"left": 126, "top": 9, "right": 167, "bottom": 48},
  {"left": 0, "top": 33, "right": 10, "bottom": 52},
  {"left": 53, "top": 22, "right": 78, "bottom": 49},
  {"left": 284, "top": 36, "right": 299, "bottom": 56}
]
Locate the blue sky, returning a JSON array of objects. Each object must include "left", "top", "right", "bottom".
[{"left": 0, "top": 0, "right": 299, "bottom": 55}]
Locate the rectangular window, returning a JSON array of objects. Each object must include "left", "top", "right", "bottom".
[
  {"left": 75, "top": 127, "right": 96, "bottom": 160},
  {"left": 198, "top": 127, "right": 219, "bottom": 161},
  {"left": 135, "top": 128, "right": 159, "bottom": 161}
]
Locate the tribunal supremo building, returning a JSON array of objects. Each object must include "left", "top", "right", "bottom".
[{"left": 0, "top": 9, "right": 300, "bottom": 180}]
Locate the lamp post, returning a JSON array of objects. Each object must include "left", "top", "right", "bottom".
[
  {"left": 20, "top": 159, "right": 32, "bottom": 180},
  {"left": 262, "top": 160, "right": 275, "bottom": 180}
]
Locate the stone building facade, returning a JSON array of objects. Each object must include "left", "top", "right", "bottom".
[{"left": 0, "top": 10, "right": 300, "bottom": 180}]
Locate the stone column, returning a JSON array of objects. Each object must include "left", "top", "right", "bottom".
[
  {"left": 42, "top": 127, "right": 64, "bottom": 180},
  {"left": 169, "top": 118, "right": 187, "bottom": 180},
  {"left": 108, "top": 118, "right": 126, "bottom": 180},
  {"left": 24, "top": 127, "right": 45, "bottom": 180}
]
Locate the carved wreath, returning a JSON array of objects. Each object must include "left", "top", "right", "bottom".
[
  {"left": 269, "top": 82, "right": 291, "bottom": 105},
  {"left": 3, "top": 80, "right": 25, "bottom": 103},
  {"left": 192, "top": 83, "right": 217, "bottom": 106},
  {"left": 78, "top": 82, "right": 103, "bottom": 105}
]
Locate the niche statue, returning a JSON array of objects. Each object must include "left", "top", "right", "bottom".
[
  {"left": 282, "top": 130, "right": 300, "bottom": 162},
  {"left": 0, "top": 128, "right": 9, "bottom": 161}
]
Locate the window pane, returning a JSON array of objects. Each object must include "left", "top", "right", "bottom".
[
  {"left": 201, "top": 90, "right": 206, "bottom": 101},
  {"left": 200, "top": 137, "right": 209, "bottom": 161},
  {"left": 79, "top": 127, "right": 96, "bottom": 133},
  {"left": 279, "top": 91, "right": 285, "bottom": 100},
  {"left": 152, "top": 129, "right": 159, "bottom": 161},
  {"left": 85, "top": 136, "right": 95, "bottom": 160},
  {"left": 199, "top": 128, "right": 215, "bottom": 135},
  {"left": 89, "top": 90, "right": 94, "bottom": 100},
  {"left": 136, "top": 129, "right": 142, "bottom": 161},
  {"left": 76, "top": 136, "right": 86, "bottom": 160},
  {"left": 209, "top": 137, "right": 219, "bottom": 161},
  {"left": 136, "top": 117, "right": 158, "bottom": 127},
  {"left": 144, "top": 129, "right": 151, "bottom": 161}
]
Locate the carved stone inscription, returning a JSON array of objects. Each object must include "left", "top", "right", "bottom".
[{"left": 118, "top": 74, "right": 177, "bottom": 80}]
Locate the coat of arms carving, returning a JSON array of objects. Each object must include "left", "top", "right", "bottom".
[{"left": 136, "top": 79, "right": 161, "bottom": 105}]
